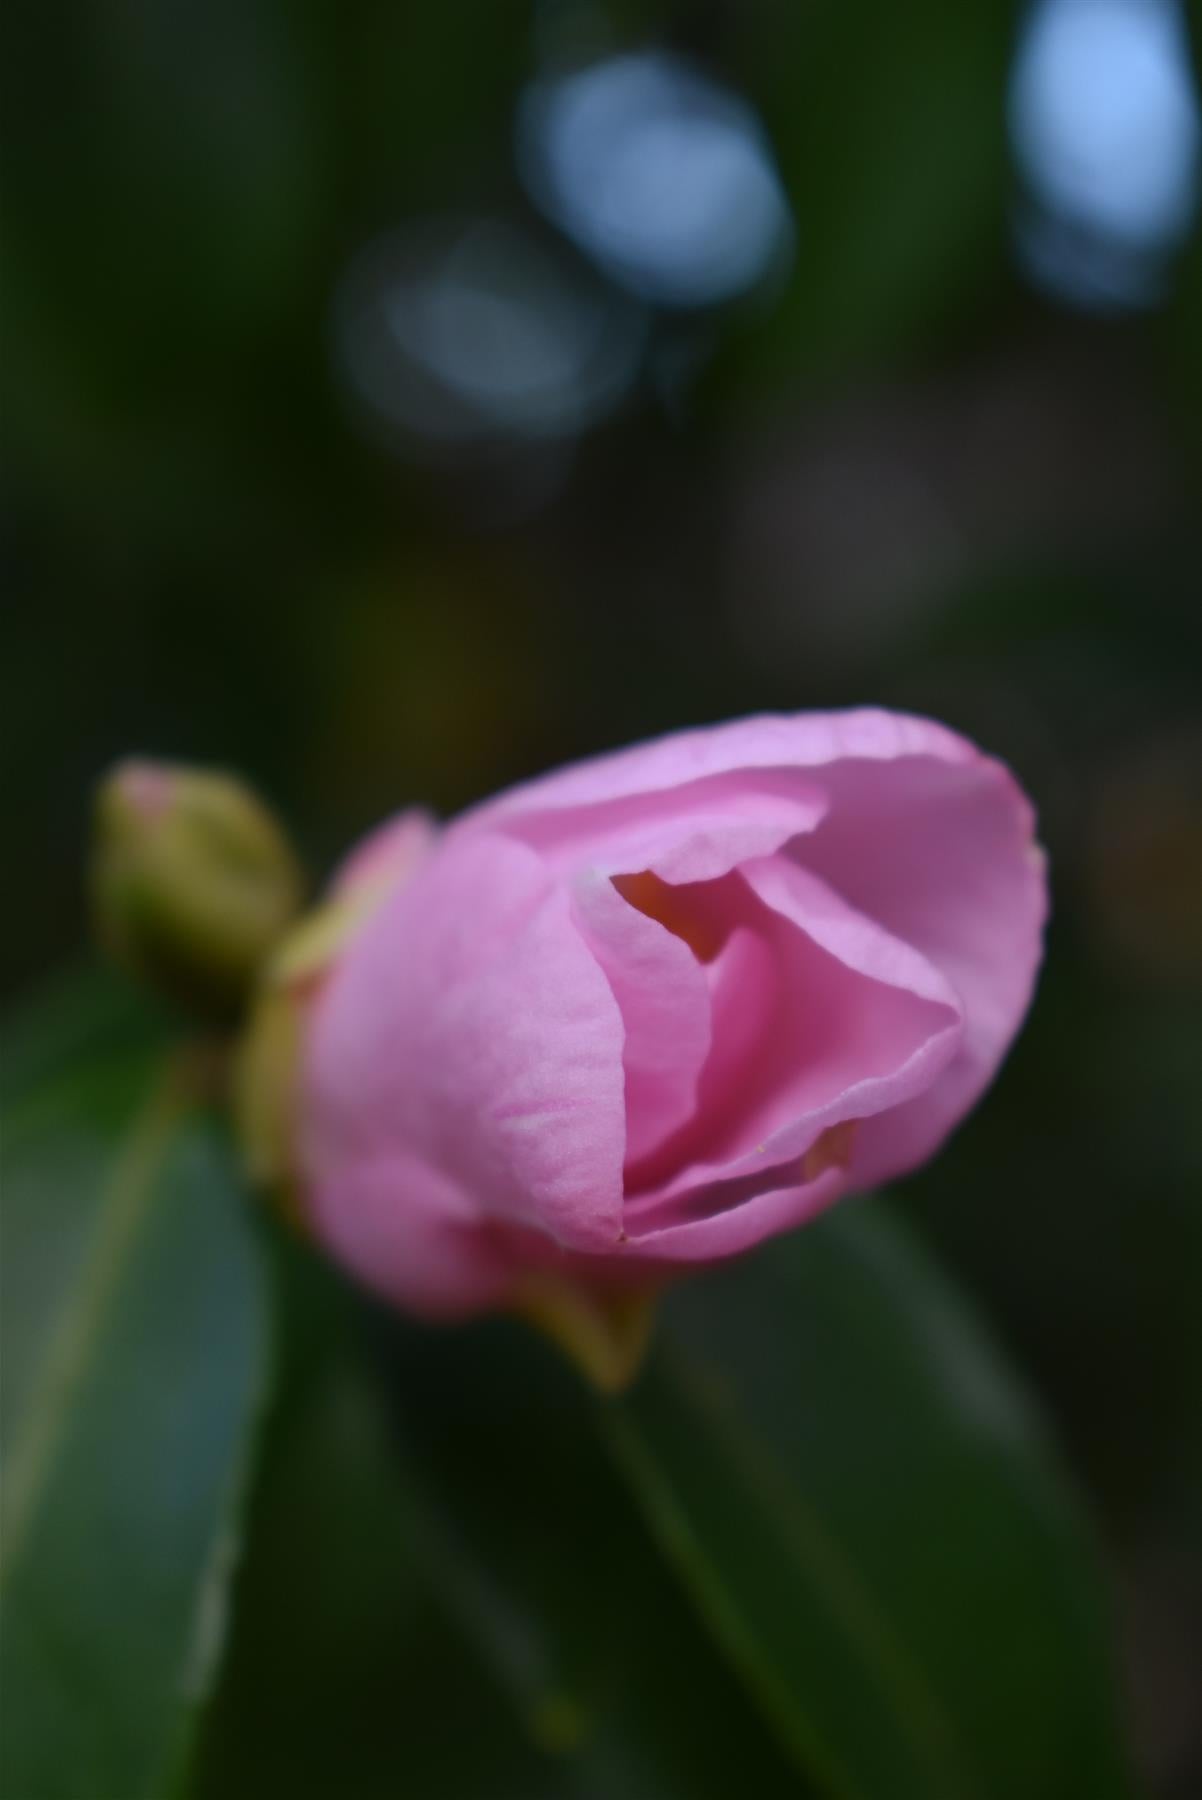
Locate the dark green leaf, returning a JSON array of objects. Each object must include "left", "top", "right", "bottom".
[
  {"left": 607, "top": 1199, "right": 1135, "bottom": 1800},
  {"left": 0, "top": 960, "right": 167, "bottom": 1110},
  {"left": 373, "top": 1308, "right": 806, "bottom": 1799},
  {"left": 0, "top": 1004, "right": 269, "bottom": 1800},
  {"left": 191, "top": 1243, "right": 573, "bottom": 1800}
]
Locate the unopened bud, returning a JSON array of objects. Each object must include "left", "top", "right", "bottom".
[{"left": 91, "top": 759, "right": 304, "bottom": 1021}]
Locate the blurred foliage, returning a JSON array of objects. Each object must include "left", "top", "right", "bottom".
[
  {"left": 193, "top": 1241, "right": 806, "bottom": 1800},
  {"left": 1, "top": 0, "right": 1201, "bottom": 1792},
  {"left": 0, "top": 979, "right": 268, "bottom": 1800},
  {"left": 610, "top": 1205, "right": 1134, "bottom": 1800}
]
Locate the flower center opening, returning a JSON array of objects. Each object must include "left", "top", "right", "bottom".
[{"left": 611, "top": 869, "right": 726, "bottom": 963}]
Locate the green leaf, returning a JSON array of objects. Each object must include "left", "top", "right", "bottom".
[
  {"left": 195, "top": 1238, "right": 806, "bottom": 1799},
  {"left": 607, "top": 1200, "right": 1135, "bottom": 1800},
  {"left": 372, "top": 1308, "right": 808, "bottom": 1800},
  {"left": 0, "top": 960, "right": 167, "bottom": 1110},
  {"left": 0, "top": 995, "right": 270, "bottom": 1800},
  {"left": 190, "top": 1244, "right": 575, "bottom": 1800}
]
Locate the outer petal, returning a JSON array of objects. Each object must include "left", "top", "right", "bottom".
[
  {"left": 797, "top": 750, "right": 1047, "bottom": 1181},
  {"left": 332, "top": 806, "right": 440, "bottom": 896},
  {"left": 303, "top": 832, "right": 627, "bottom": 1252},
  {"left": 456, "top": 708, "right": 969, "bottom": 836},
  {"left": 309, "top": 1154, "right": 519, "bottom": 1317},
  {"left": 459, "top": 765, "right": 828, "bottom": 877}
]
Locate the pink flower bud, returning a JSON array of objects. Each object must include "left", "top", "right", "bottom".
[{"left": 245, "top": 712, "right": 1047, "bottom": 1381}]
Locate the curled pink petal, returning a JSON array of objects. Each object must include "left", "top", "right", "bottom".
[
  {"left": 305, "top": 833, "right": 627, "bottom": 1258},
  {"left": 620, "top": 860, "right": 962, "bottom": 1250},
  {"left": 458, "top": 709, "right": 966, "bottom": 832},
  {"left": 332, "top": 806, "right": 440, "bottom": 896},
  {"left": 798, "top": 749, "right": 1047, "bottom": 1182},
  {"left": 573, "top": 869, "right": 712, "bottom": 1168}
]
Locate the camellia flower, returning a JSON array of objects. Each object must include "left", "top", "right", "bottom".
[{"left": 238, "top": 711, "right": 1047, "bottom": 1383}]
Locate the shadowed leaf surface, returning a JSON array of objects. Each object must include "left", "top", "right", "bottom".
[
  {"left": 0, "top": 977, "right": 269, "bottom": 1800},
  {"left": 607, "top": 1199, "right": 1135, "bottom": 1800},
  {"left": 374, "top": 1303, "right": 808, "bottom": 1799}
]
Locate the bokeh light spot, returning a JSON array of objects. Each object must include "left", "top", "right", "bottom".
[
  {"left": 334, "top": 217, "right": 643, "bottom": 456},
  {"left": 518, "top": 51, "right": 794, "bottom": 308},
  {"left": 1009, "top": 0, "right": 1201, "bottom": 309}
]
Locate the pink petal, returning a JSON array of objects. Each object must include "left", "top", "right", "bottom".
[
  {"left": 569, "top": 795, "right": 834, "bottom": 1168},
  {"left": 304, "top": 833, "right": 627, "bottom": 1251},
  {"left": 309, "top": 1154, "right": 516, "bottom": 1318},
  {"left": 622, "top": 1164, "right": 849, "bottom": 1267},
  {"left": 572, "top": 869, "right": 712, "bottom": 1167},
  {"left": 798, "top": 751, "right": 1047, "bottom": 1182},
  {"left": 458, "top": 708, "right": 969, "bottom": 832},
  {"left": 332, "top": 806, "right": 440, "bottom": 896},
  {"left": 459, "top": 765, "right": 828, "bottom": 877},
  {"left": 622, "top": 860, "right": 962, "bottom": 1256}
]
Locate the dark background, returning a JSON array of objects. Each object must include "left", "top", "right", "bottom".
[{"left": 3, "top": 1, "right": 1200, "bottom": 1789}]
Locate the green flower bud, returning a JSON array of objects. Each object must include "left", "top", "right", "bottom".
[{"left": 91, "top": 760, "right": 305, "bottom": 1022}]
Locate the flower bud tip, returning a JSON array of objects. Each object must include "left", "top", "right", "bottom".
[{"left": 91, "top": 758, "right": 304, "bottom": 1023}]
